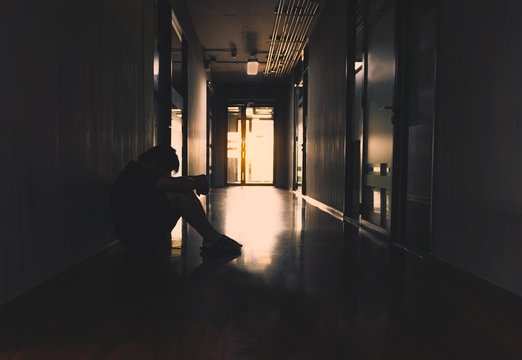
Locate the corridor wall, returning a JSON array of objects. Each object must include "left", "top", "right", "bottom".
[
  {"left": 171, "top": 0, "right": 209, "bottom": 176},
  {"left": 431, "top": 0, "right": 522, "bottom": 296},
  {"left": 306, "top": 0, "right": 349, "bottom": 212},
  {"left": 0, "top": 0, "right": 155, "bottom": 305}
]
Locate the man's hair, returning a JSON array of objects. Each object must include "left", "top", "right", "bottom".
[{"left": 138, "top": 145, "right": 180, "bottom": 173}]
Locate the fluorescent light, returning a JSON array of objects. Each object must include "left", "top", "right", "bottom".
[{"left": 247, "top": 59, "right": 258, "bottom": 75}]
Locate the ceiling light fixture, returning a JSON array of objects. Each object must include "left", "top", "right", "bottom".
[{"left": 247, "top": 57, "right": 259, "bottom": 75}]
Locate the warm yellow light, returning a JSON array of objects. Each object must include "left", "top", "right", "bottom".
[
  {"left": 154, "top": 52, "right": 160, "bottom": 77},
  {"left": 354, "top": 61, "right": 363, "bottom": 71},
  {"left": 251, "top": 114, "right": 273, "bottom": 119},
  {"left": 255, "top": 107, "right": 273, "bottom": 115},
  {"left": 373, "top": 189, "right": 381, "bottom": 212},
  {"left": 247, "top": 59, "right": 258, "bottom": 75},
  {"left": 246, "top": 107, "right": 254, "bottom": 117},
  {"left": 223, "top": 187, "right": 283, "bottom": 272},
  {"left": 245, "top": 119, "right": 273, "bottom": 183}
]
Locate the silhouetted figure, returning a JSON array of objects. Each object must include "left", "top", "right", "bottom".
[{"left": 111, "top": 145, "right": 242, "bottom": 256}]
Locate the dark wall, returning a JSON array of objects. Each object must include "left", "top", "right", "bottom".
[
  {"left": 306, "top": 0, "right": 348, "bottom": 211},
  {"left": 212, "top": 83, "right": 292, "bottom": 188},
  {"left": 171, "top": 0, "right": 208, "bottom": 176},
  {"left": 0, "top": 0, "right": 154, "bottom": 305},
  {"left": 431, "top": 0, "right": 522, "bottom": 296}
]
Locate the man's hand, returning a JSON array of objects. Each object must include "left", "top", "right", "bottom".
[{"left": 193, "top": 175, "right": 209, "bottom": 196}]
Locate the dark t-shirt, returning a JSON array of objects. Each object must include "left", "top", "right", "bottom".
[{"left": 111, "top": 161, "right": 175, "bottom": 250}]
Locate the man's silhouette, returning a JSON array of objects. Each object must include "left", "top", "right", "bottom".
[{"left": 111, "top": 145, "right": 241, "bottom": 256}]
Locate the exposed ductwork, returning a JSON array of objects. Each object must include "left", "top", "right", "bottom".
[{"left": 264, "top": 0, "right": 319, "bottom": 77}]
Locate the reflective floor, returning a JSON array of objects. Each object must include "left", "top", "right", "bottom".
[{"left": 0, "top": 187, "right": 521, "bottom": 359}]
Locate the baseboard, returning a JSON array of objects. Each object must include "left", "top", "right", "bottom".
[
  {"left": 292, "top": 191, "right": 344, "bottom": 221},
  {"left": 290, "top": 190, "right": 522, "bottom": 306}
]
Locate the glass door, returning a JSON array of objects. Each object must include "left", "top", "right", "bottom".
[
  {"left": 361, "top": 0, "right": 396, "bottom": 232},
  {"left": 294, "top": 87, "right": 304, "bottom": 192},
  {"left": 227, "top": 105, "right": 274, "bottom": 185}
]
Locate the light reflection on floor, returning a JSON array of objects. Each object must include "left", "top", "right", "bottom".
[
  {"left": 216, "top": 187, "right": 285, "bottom": 272},
  {"left": 171, "top": 187, "right": 309, "bottom": 278},
  {"left": 171, "top": 194, "right": 208, "bottom": 249}
]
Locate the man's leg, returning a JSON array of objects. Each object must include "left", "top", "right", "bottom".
[{"left": 166, "top": 192, "right": 221, "bottom": 246}]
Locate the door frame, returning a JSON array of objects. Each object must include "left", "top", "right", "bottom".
[
  {"left": 292, "top": 49, "right": 308, "bottom": 194},
  {"left": 225, "top": 102, "right": 276, "bottom": 186},
  {"left": 344, "top": 0, "right": 407, "bottom": 239}
]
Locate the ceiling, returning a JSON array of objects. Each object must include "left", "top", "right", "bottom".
[{"left": 185, "top": 0, "right": 280, "bottom": 82}]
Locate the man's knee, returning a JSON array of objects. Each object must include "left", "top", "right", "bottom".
[{"left": 167, "top": 191, "right": 197, "bottom": 207}]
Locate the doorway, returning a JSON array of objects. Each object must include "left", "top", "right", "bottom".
[
  {"left": 346, "top": 0, "right": 396, "bottom": 235},
  {"left": 294, "top": 86, "right": 305, "bottom": 193},
  {"left": 293, "top": 50, "right": 308, "bottom": 194},
  {"left": 170, "top": 9, "right": 187, "bottom": 176},
  {"left": 227, "top": 105, "right": 274, "bottom": 185},
  {"left": 170, "top": 9, "right": 186, "bottom": 248}
]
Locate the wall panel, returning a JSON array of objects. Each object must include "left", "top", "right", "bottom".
[
  {"left": 306, "top": 0, "right": 348, "bottom": 211},
  {"left": 0, "top": 0, "right": 155, "bottom": 305},
  {"left": 432, "top": 0, "right": 522, "bottom": 296},
  {"left": 171, "top": 0, "right": 209, "bottom": 176}
]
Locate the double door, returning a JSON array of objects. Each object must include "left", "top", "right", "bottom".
[{"left": 227, "top": 105, "right": 274, "bottom": 185}]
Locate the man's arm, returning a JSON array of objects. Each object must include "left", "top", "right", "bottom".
[
  {"left": 156, "top": 174, "right": 209, "bottom": 195},
  {"left": 157, "top": 176, "right": 197, "bottom": 193}
]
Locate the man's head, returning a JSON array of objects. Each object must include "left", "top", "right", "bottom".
[{"left": 138, "top": 145, "right": 180, "bottom": 174}]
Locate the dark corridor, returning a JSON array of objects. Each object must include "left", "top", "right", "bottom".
[
  {"left": 1, "top": 188, "right": 520, "bottom": 359},
  {"left": 1, "top": 0, "right": 521, "bottom": 358}
]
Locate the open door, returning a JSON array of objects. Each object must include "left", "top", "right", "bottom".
[
  {"left": 293, "top": 50, "right": 308, "bottom": 194},
  {"left": 227, "top": 105, "right": 274, "bottom": 185}
]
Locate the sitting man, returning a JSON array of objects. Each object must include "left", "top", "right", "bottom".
[{"left": 111, "top": 145, "right": 242, "bottom": 256}]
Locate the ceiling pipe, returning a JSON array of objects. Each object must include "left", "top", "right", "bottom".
[
  {"left": 210, "top": 60, "right": 267, "bottom": 64},
  {"left": 270, "top": 0, "right": 297, "bottom": 75},
  {"left": 282, "top": 1, "right": 318, "bottom": 75},
  {"left": 281, "top": 1, "right": 317, "bottom": 75},
  {"left": 269, "top": 0, "right": 297, "bottom": 74},
  {"left": 264, "top": 0, "right": 319, "bottom": 77},
  {"left": 290, "top": 1, "right": 318, "bottom": 73},
  {"left": 280, "top": 1, "right": 314, "bottom": 75},
  {"left": 267, "top": 0, "right": 290, "bottom": 74},
  {"left": 265, "top": 0, "right": 285, "bottom": 74},
  {"left": 275, "top": 0, "right": 306, "bottom": 76},
  {"left": 277, "top": 0, "right": 310, "bottom": 76}
]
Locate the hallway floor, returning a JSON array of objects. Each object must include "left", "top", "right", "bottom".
[{"left": 0, "top": 187, "right": 521, "bottom": 359}]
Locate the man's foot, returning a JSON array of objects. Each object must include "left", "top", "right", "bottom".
[
  {"left": 221, "top": 235, "right": 242, "bottom": 249},
  {"left": 201, "top": 234, "right": 242, "bottom": 255}
]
